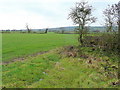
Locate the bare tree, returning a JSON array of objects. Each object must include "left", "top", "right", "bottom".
[
  {"left": 103, "top": 2, "right": 120, "bottom": 52},
  {"left": 103, "top": 5, "right": 118, "bottom": 32},
  {"left": 118, "top": 2, "right": 120, "bottom": 33},
  {"left": 26, "top": 23, "right": 31, "bottom": 33},
  {"left": 68, "top": 1, "right": 96, "bottom": 45},
  {"left": 45, "top": 28, "right": 48, "bottom": 33},
  {"left": 116, "top": 1, "right": 120, "bottom": 52},
  {"left": 103, "top": 5, "right": 113, "bottom": 32},
  {"left": 107, "top": 2, "right": 120, "bottom": 52}
]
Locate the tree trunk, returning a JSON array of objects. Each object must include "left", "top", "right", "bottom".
[
  {"left": 118, "top": 17, "right": 120, "bottom": 53},
  {"left": 79, "top": 24, "right": 83, "bottom": 46},
  {"left": 28, "top": 29, "right": 30, "bottom": 33},
  {"left": 118, "top": 1, "right": 120, "bottom": 53},
  {"left": 45, "top": 28, "right": 48, "bottom": 33}
]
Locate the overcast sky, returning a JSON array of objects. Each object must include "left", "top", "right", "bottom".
[{"left": 0, "top": 0, "right": 119, "bottom": 30}]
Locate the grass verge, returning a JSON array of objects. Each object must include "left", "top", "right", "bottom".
[{"left": 2, "top": 47, "right": 119, "bottom": 88}]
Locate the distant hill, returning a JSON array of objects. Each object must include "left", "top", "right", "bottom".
[
  {"left": 41, "top": 26, "right": 106, "bottom": 32},
  {"left": 1, "top": 26, "right": 117, "bottom": 32}
]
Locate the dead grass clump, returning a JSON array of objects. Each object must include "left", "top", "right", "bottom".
[{"left": 59, "top": 46, "right": 79, "bottom": 58}]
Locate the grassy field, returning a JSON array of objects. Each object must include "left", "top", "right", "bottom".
[
  {"left": 2, "top": 32, "right": 78, "bottom": 62},
  {"left": 2, "top": 32, "right": 119, "bottom": 88}
]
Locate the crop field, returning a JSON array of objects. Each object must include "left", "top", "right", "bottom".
[
  {"left": 2, "top": 32, "right": 119, "bottom": 88},
  {"left": 2, "top": 32, "right": 78, "bottom": 62}
]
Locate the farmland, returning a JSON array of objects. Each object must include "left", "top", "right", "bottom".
[
  {"left": 2, "top": 32, "right": 78, "bottom": 62},
  {"left": 1, "top": 0, "right": 120, "bottom": 88},
  {"left": 2, "top": 32, "right": 119, "bottom": 88}
]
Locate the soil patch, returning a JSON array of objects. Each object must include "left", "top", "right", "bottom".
[{"left": 2, "top": 51, "right": 49, "bottom": 65}]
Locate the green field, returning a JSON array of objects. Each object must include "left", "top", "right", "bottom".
[
  {"left": 2, "top": 33, "right": 119, "bottom": 88},
  {"left": 2, "top": 32, "right": 78, "bottom": 62}
]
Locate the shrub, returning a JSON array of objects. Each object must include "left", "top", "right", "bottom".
[{"left": 83, "top": 33, "right": 118, "bottom": 53}]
